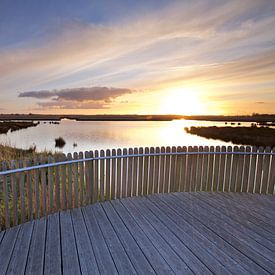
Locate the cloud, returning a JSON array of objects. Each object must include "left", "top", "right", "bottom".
[
  {"left": 19, "top": 86, "right": 133, "bottom": 109},
  {"left": 255, "top": 101, "right": 266, "bottom": 104}
]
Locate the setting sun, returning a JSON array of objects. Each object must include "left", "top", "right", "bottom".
[{"left": 159, "top": 87, "right": 205, "bottom": 115}]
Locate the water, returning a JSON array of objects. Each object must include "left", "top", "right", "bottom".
[{"left": 0, "top": 119, "right": 252, "bottom": 154}]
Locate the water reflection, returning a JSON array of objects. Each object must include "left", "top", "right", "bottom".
[{"left": 0, "top": 119, "right": 251, "bottom": 154}]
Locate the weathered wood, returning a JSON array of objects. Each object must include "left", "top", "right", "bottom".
[
  {"left": 54, "top": 157, "right": 61, "bottom": 211},
  {"left": 212, "top": 146, "right": 220, "bottom": 192},
  {"left": 111, "top": 149, "right": 117, "bottom": 200},
  {"left": 41, "top": 166, "right": 47, "bottom": 217},
  {"left": 106, "top": 149, "right": 111, "bottom": 200},
  {"left": 179, "top": 146, "right": 187, "bottom": 192},
  {"left": 267, "top": 147, "right": 275, "bottom": 195},
  {"left": 18, "top": 160, "right": 26, "bottom": 224},
  {"left": 158, "top": 146, "right": 165, "bottom": 193},
  {"left": 185, "top": 146, "right": 193, "bottom": 192},
  {"left": 93, "top": 150, "right": 99, "bottom": 202},
  {"left": 73, "top": 152, "right": 79, "bottom": 208},
  {"left": 116, "top": 148, "right": 122, "bottom": 199},
  {"left": 67, "top": 153, "right": 73, "bottom": 209},
  {"left": 241, "top": 146, "right": 251, "bottom": 192},
  {"left": 261, "top": 147, "right": 271, "bottom": 194},
  {"left": 207, "top": 146, "right": 215, "bottom": 191},
  {"left": 190, "top": 146, "right": 198, "bottom": 192},
  {"left": 127, "top": 148, "right": 133, "bottom": 197},
  {"left": 2, "top": 162, "right": 10, "bottom": 228},
  {"left": 201, "top": 146, "right": 209, "bottom": 191},
  {"left": 154, "top": 147, "right": 160, "bottom": 194},
  {"left": 84, "top": 151, "right": 91, "bottom": 204},
  {"left": 223, "top": 146, "right": 232, "bottom": 192},
  {"left": 248, "top": 146, "right": 257, "bottom": 193},
  {"left": 132, "top": 148, "right": 138, "bottom": 196},
  {"left": 196, "top": 146, "right": 203, "bottom": 191},
  {"left": 61, "top": 155, "right": 67, "bottom": 210},
  {"left": 47, "top": 156, "right": 54, "bottom": 214},
  {"left": 236, "top": 146, "right": 245, "bottom": 192},
  {"left": 99, "top": 150, "right": 105, "bottom": 201},
  {"left": 78, "top": 152, "right": 85, "bottom": 206},
  {"left": 230, "top": 146, "right": 239, "bottom": 192},
  {"left": 254, "top": 146, "right": 264, "bottom": 194},
  {"left": 164, "top": 146, "right": 171, "bottom": 193},
  {"left": 147, "top": 147, "right": 154, "bottom": 194},
  {"left": 122, "top": 148, "right": 128, "bottom": 198},
  {"left": 10, "top": 160, "right": 18, "bottom": 225},
  {"left": 218, "top": 146, "right": 226, "bottom": 192},
  {"left": 143, "top": 147, "right": 149, "bottom": 195}
]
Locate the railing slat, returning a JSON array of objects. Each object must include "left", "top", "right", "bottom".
[
  {"left": 2, "top": 161, "right": 10, "bottom": 228},
  {"left": 218, "top": 146, "right": 226, "bottom": 192},
  {"left": 143, "top": 147, "right": 149, "bottom": 195},
  {"left": 111, "top": 149, "right": 116, "bottom": 200},
  {"left": 185, "top": 146, "right": 193, "bottom": 192},
  {"left": 94, "top": 150, "right": 99, "bottom": 202},
  {"left": 248, "top": 146, "right": 257, "bottom": 193},
  {"left": 116, "top": 148, "right": 122, "bottom": 199},
  {"left": 106, "top": 149, "right": 111, "bottom": 200},
  {"left": 79, "top": 152, "right": 84, "bottom": 206},
  {"left": 179, "top": 146, "right": 187, "bottom": 192},
  {"left": 148, "top": 147, "right": 155, "bottom": 194},
  {"left": 254, "top": 146, "right": 264, "bottom": 194},
  {"left": 67, "top": 153, "right": 73, "bottom": 209},
  {"left": 224, "top": 146, "right": 232, "bottom": 192},
  {"left": 164, "top": 146, "right": 171, "bottom": 193},
  {"left": 132, "top": 148, "right": 138, "bottom": 196},
  {"left": 18, "top": 160, "right": 26, "bottom": 224},
  {"left": 127, "top": 148, "right": 133, "bottom": 197},
  {"left": 100, "top": 150, "right": 105, "bottom": 201},
  {"left": 61, "top": 155, "right": 67, "bottom": 210},
  {"left": 73, "top": 152, "right": 79, "bottom": 208},
  {"left": 122, "top": 148, "right": 128, "bottom": 198},
  {"left": 190, "top": 146, "right": 198, "bottom": 192},
  {"left": 154, "top": 147, "right": 160, "bottom": 194},
  {"left": 267, "top": 147, "right": 275, "bottom": 195},
  {"left": 170, "top": 146, "right": 177, "bottom": 193},
  {"left": 242, "top": 146, "right": 251, "bottom": 193},
  {"left": 213, "top": 146, "right": 220, "bottom": 192},
  {"left": 261, "top": 147, "right": 271, "bottom": 194},
  {"left": 159, "top": 146, "right": 165, "bottom": 193},
  {"left": 207, "top": 146, "right": 215, "bottom": 191},
  {"left": 48, "top": 156, "right": 54, "bottom": 214}
]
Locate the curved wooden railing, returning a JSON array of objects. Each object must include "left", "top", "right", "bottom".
[{"left": 1, "top": 145, "right": 274, "bottom": 230}]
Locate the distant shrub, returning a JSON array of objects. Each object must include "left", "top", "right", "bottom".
[{"left": 55, "top": 137, "right": 66, "bottom": 148}]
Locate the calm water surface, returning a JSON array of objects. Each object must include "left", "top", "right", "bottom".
[{"left": 0, "top": 119, "right": 251, "bottom": 154}]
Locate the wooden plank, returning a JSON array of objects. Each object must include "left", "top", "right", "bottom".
[
  {"left": 61, "top": 155, "right": 67, "bottom": 210},
  {"left": 47, "top": 156, "right": 54, "bottom": 214},
  {"left": 85, "top": 151, "right": 91, "bottom": 204},
  {"left": 241, "top": 146, "right": 251, "bottom": 192},
  {"left": 230, "top": 146, "right": 240, "bottom": 192},
  {"left": 159, "top": 193, "right": 268, "bottom": 274},
  {"left": 67, "top": 153, "right": 73, "bottom": 209},
  {"left": 111, "top": 149, "right": 117, "bottom": 200},
  {"left": 25, "top": 159, "right": 33, "bottom": 220},
  {"left": 0, "top": 226, "right": 20, "bottom": 273},
  {"left": 190, "top": 146, "right": 198, "bottom": 192},
  {"left": 247, "top": 146, "right": 257, "bottom": 193},
  {"left": 41, "top": 166, "right": 47, "bottom": 217},
  {"left": 25, "top": 217, "right": 47, "bottom": 275},
  {"left": 200, "top": 146, "right": 209, "bottom": 191},
  {"left": 143, "top": 196, "right": 229, "bottom": 274},
  {"left": 169, "top": 146, "right": 176, "bottom": 192},
  {"left": 92, "top": 203, "right": 136, "bottom": 273},
  {"left": 206, "top": 146, "right": 215, "bottom": 191},
  {"left": 111, "top": 199, "right": 175, "bottom": 274},
  {"left": 223, "top": 146, "right": 232, "bottom": 192},
  {"left": 102, "top": 201, "right": 155, "bottom": 274},
  {"left": 261, "top": 147, "right": 271, "bottom": 194},
  {"left": 267, "top": 147, "right": 275, "bottom": 195},
  {"left": 179, "top": 146, "right": 187, "bottom": 192},
  {"left": 158, "top": 146, "right": 165, "bottom": 193},
  {"left": 60, "top": 211, "right": 81, "bottom": 274},
  {"left": 18, "top": 160, "right": 26, "bottom": 224},
  {"left": 54, "top": 157, "right": 61, "bottom": 211},
  {"left": 10, "top": 160, "right": 18, "bottom": 225},
  {"left": 218, "top": 146, "right": 226, "bottom": 192},
  {"left": 93, "top": 150, "right": 99, "bottom": 203},
  {"left": 71, "top": 208, "right": 100, "bottom": 274},
  {"left": 148, "top": 147, "right": 155, "bottom": 194},
  {"left": 164, "top": 146, "right": 171, "bottom": 193},
  {"left": 132, "top": 148, "right": 138, "bottom": 196},
  {"left": 2, "top": 161, "right": 10, "bottom": 228},
  {"left": 100, "top": 150, "right": 105, "bottom": 201},
  {"left": 123, "top": 198, "right": 194, "bottom": 274},
  {"left": 6, "top": 221, "right": 34, "bottom": 275},
  {"left": 116, "top": 148, "right": 122, "bottom": 199},
  {"left": 127, "top": 148, "right": 133, "bottom": 197},
  {"left": 44, "top": 213, "right": 62, "bottom": 275},
  {"left": 82, "top": 205, "right": 118, "bottom": 274},
  {"left": 185, "top": 146, "right": 193, "bottom": 192},
  {"left": 92, "top": 150, "right": 99, "bottom": 203},
  {"left": 196, "top": 146, "right": 203, "bottom": 191},
  {"left": 254, "top": 146, "right": 264, "bottom": 194},
  {"left": 212, "top": 146, "right": 220, "bottom": 192},
  {"left": 105, "top": 149, "right": 111, "bottom": 200},
  {"left": 154, "top": 147, "right": 160, "bottom": 194},
  {"left": 73, "top": 152, "right": 79, "bottom": 208},
  {"left": 143, "top": 147, "right": 149, "bottom": 195},
  {"left": 122, "top": 148, "right": 128, "bottom": 198},
  {"left": 236, "top": 146, "right": 245, "bottom": 192},
  {"left": 78, "top": 152, "right": 85, "bottom": 206}
]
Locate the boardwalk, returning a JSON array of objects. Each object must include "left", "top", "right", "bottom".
[{"left": 0, "top": 192, "right": 274, "bottom": 274}]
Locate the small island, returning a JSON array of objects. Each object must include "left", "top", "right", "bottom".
[{"left": 185, "top": 126, "right": 275, "bottom": 147}]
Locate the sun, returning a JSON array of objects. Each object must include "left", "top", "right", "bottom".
[{"left": 159, "top": 87, "right": 205, "bottom": 115}]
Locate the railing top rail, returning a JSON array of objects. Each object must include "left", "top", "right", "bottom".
[{"left": 1, "top": 150, "right": 275, "bottom": 176}]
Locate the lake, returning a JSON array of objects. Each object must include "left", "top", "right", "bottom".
[{"left": 0, "top": 119, "right": 251, "bottom": 154}]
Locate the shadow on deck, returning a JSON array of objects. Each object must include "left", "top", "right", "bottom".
[{"left": 0, "top": 192, "right": 274, "bottom": 274}]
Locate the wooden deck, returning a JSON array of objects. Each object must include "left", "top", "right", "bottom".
[{"left": 0, "top": 192, "right": 274, "bottom": 274}]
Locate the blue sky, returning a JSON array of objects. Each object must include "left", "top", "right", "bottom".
[{"left": 0, "top": 0, "right": 275, "bottom": 114}]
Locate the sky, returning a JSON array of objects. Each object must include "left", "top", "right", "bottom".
[{"left": 0, "top": 0, "right": 275, "bottom": 115}]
